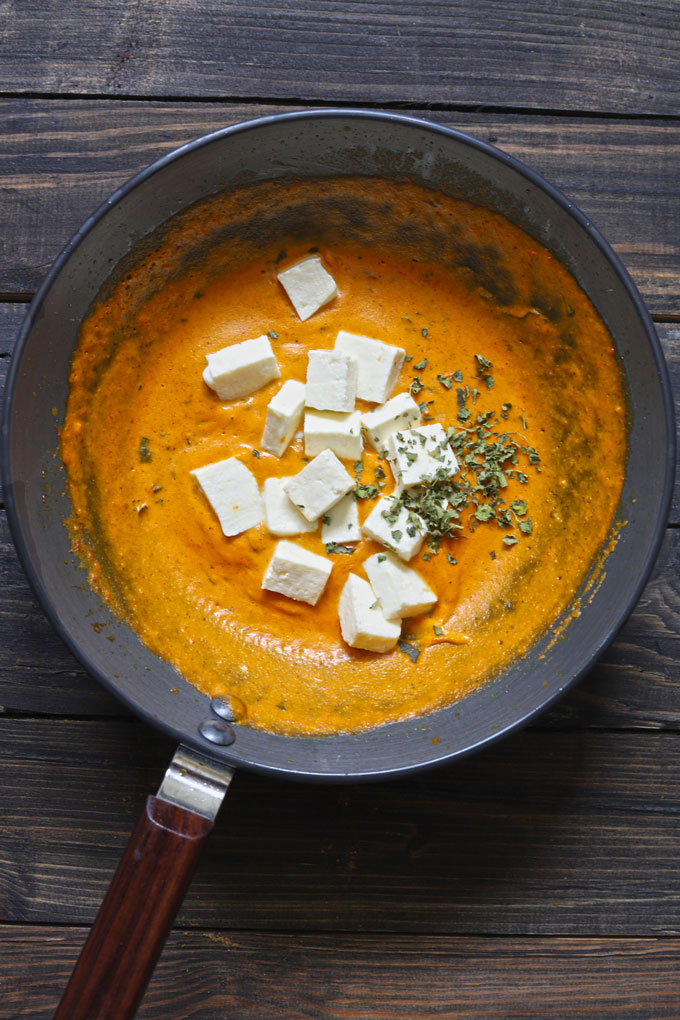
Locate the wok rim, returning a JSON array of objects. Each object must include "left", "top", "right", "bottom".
[{"left": 2, "top": 108, "right": 676, "bottom": 782}]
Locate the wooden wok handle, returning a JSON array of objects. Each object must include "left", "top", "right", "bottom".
[{"left": 54, "top": 795, "right": 214, "bottom": 1020}]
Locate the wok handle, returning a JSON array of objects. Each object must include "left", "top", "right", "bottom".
[{"left": 54, "top": 795, "right": 214, "bottom": 1020}]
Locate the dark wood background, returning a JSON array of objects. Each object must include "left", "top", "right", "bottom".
[{"left": 1, "top": 3, "right": 679, "bottom": 1017}]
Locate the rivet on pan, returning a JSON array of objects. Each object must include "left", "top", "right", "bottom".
[
  {"left": 210, "top": 695, "right": 246, "bottom": 722},
  {"left": 199, "top": 719, "right": 236, "bottom": 746}
]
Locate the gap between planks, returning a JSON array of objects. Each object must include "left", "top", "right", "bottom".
[{"left": 3, "top": 90, "right": 680, "bottom": 123}]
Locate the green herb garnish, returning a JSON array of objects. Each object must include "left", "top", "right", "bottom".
[
  {"left": 138, "top": 437, "right": 152, "bottom": 463},
  {"left": 474, "top": 505, "right": 495, "bottom": 522},
  {"left": 398, "top": 640, "right": 420, "bottom": 663},
  {"left": 325, "top": 542, "right": 356, "bottom": 555},
  {"left": 355, "top": 483, "right": 379, "bottom": 500},
  {"left": 510, "top": 499, "right": 528, "bottom": 516}
]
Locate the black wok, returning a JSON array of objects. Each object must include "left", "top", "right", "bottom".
[{"left": 2, "top": 110, "right": 675, "bottom": 1018}]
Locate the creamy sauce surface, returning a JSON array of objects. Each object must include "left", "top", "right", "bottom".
[{"left": 61, "top": 179, "right": 627, "bottom": 736}]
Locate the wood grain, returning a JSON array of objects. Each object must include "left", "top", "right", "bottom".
[
  {"left": 2, "top": 928, "right": 680, "bottom": 1019},
  {"left": 1, "top": 101, "right": 679, "bottom": 312},
  {"left": 0, "top": 303, "right": 23, "bottom": 353},
  {"left": 2, "top": 731, "right": 680, "bottom": 935},
  {"left": 53, "top": 797, "right": 215, "bottom": 1020},
  {"left": 1, "top": 1, "right": 679, "bottom": 115},
  {"left": 0, "top": 505, "right": 124, "bottom": 716},
  {"left": 2, "top": 4, "right": 678, "bottom": 1017}
]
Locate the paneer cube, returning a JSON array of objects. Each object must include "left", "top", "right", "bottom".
[
  {"left": 282, "top": 448, "right": 355, "bottom": 522},
  {"left": 338, "top": 574, "right": 401, "bottom": 652},
  {"left": 203, "top": 335, "right": 280, "bottom": 401},
  {"left": 387, "top": 423, "right": 459, "bottom": 493},
  {"left": 191, "top": 457, "right": 263, "bottom": 537},
  {"left": 363, "top": 551, "right": 437, "bottom": 620},
  {"left": 304, "top": 409, "right": 363, "bottom": 460},
  {"left": 361, "top": 495, "right": 426, "bottom": 561},
  {"left": 277, "top": 255, "right": 338, "bottom": 321},
  {"left": 262, "top": 379, "right": 306, "bottom": 456},
  {"left": 305, "top": 350, "right": 357, "bottom": 412},
  {"left": 322, "top": 493, "right": 361, "bottom": 544},
  {"left": 334, "top": 330, "right": 405, "bottom": 403},
  {"left": 263, "top": 477, "right": 318, "bottom": 537},
  {"left": 261, "top": 540, "right": 332, "bottom": 606},
  {"left": 361, "top": 392, "right": 422, "bottom": 452}
]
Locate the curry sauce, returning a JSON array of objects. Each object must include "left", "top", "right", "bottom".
[{"left": 61, "top": 178, "right": 627, "bottom": 736}]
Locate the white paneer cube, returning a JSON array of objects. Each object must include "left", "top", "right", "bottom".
[
  {"left": 261, "top": 540, "right": 332, "bottom": 606},
  {"left": 191, "top": 457, "right": 263, "bottom": 537},
  {"left": 277, "top": 255, "right": 338, "bottom": 321},
  {"left": 387, "top": 423, "right": 459, "bottom": 493},
  {"left": 203, "top": 335, "right": 280, "bottom": 401},
  {"left": 338, "top": 574, "right": 401, "bottom": 652},
  {"left": 364, "top": 551, "right": 437, "bottom": 620},
  {"left": 282, "top": 448, "right": 355, "bottom": 522},
  {"left": 361, "top": 495, "right": 426, "bottom": 561},
  {"left": 263, "top": 477, "right": 318, "bottom": 537},
  {"left": 305, "top": 350, "right": 357, "bottom": 413},
  {"left": 304, "top": 409, "right": 363, "bottom": 460},
  {"left": 361, "top": 392, "right": 422, "bottom": 452},
  {"left": 262, "top": 379, "right": 306, "bottom": 456},
  {"left": 322, "top": 493, "right": 361, "bottom": 544},
  {"left": 334, "top": 330, "right": 405, "bottom": 403}
]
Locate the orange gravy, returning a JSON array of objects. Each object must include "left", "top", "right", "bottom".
[{"left": 61, "top": 179, "right": 627, "bottom": 736}]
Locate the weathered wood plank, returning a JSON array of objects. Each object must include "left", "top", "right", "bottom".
[
  {"left": 1, "top": 928, "right": 679, "bottom": 1019},
  {"left": 0, "top": 305, "right": 25, "bottom": 425},
  {"left": 1, "top": 0, "right": 679, "bottom": 115},
  {"left": 0, "top": 500, "right": 127, "bottom": 716},
  {"left": 0, "top": 303, "right": 24, "bottom": 353},
  {"left": 2, "top": 732, "right": 680, "bottom": 934},
  {"left": 0, "top": 718, "right": 173, "bottom": 768},
  {"left": 1, "top": 100, "right": 679, "bottom": 313},
  {"left": 1, "top": 511, "right": 677, "bottom": 724}
]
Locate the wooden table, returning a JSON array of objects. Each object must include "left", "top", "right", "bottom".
[{"left": 1, "top": 3, "right": 679, "bottom": 1017}]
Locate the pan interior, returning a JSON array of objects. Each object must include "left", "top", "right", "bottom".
[{"left": 4, "top": 112, "right": 673, "bottom": 779}]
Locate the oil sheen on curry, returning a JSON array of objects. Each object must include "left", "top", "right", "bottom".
[{"left": 61, "top": 178, "right": 627, "bottom": 737}]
